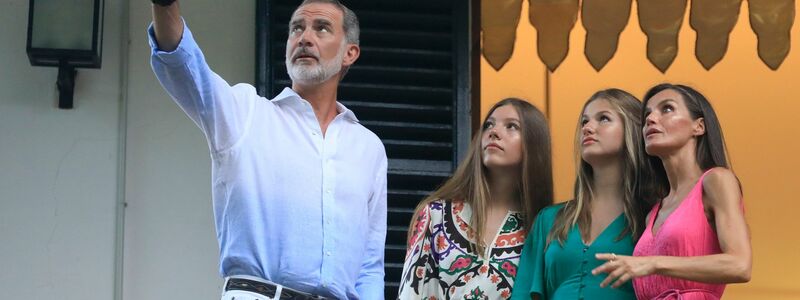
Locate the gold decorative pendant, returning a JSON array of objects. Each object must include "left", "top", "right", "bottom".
[
  {"left": 638, "top": 0, "right": 688, "bottom": 73},
  {"left": 690, "top": 0, "right": 743, "bottom": 70},
  {"left": 749, "top": 0, "right": 794, "bottom": 70},
  {"left": 482, "top": 0, "right": 524, "bottom": 70},
  {"left": 582, "top": 0, "right": 632, "bottom": 71},
  {"left": 529, "top": 0, "right": 580, "bottom": 71}
]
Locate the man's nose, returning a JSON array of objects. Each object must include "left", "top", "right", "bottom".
[{"left": 298, "top": 29, "right": 314, "bottom": 47}]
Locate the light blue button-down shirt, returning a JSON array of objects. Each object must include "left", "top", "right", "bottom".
[{"left": 148, "top": 22, "right": 387, "bottom": 300}]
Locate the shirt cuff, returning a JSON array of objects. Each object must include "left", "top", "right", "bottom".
[{"left": 147, "top": 18, "right": 197, "bottom": 66}]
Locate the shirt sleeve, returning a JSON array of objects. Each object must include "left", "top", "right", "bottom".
[
  {"left": 148, "top": 20, "right": 259, "bottom": 153},
  {"left": 355, "top": 154, "right": 388, "bottom": 299},
  {"left": 511, "top": 209, "right": 550, "bottom": 300},
  {"left": 397, "top": 201, "right": 445, "bottom": 300}
]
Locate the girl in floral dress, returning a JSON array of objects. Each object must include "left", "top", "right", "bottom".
[{"left": 398, "top": 98, "right": 554, "bottom": 299}]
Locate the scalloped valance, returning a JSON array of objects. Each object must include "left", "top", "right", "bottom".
[{"left": 482, "top": 0, "right": 794, "bottom": 72}]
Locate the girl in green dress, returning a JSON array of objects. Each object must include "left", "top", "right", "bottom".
[{"left": 511, "top": 89, "right": 659, "bottom": 300}]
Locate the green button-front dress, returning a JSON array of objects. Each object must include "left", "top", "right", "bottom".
[{"left": 510, "top": 203, "right": 636, "bottom": 300}]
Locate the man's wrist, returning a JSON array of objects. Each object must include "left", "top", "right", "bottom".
[{"left": 152, "top": 0, "right": 176, "bottom": 7}]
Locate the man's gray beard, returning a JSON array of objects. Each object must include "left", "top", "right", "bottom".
[{"left": 286, "top": 47, "right": 345, "bottom": 85}]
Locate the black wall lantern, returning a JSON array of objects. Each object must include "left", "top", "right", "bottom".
[{"left": 26, "top": 0, "right": 104, "bottom": 109}]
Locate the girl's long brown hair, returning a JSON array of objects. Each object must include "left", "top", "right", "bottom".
[
  {"left": 548, "top": 89, "right": 659, "bottom": 247},
  {"left": 408, "top": 98, "right": 554, "bottom": 255}
]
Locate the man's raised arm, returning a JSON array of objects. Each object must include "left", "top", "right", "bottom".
[
  {"left": 148, "top": 0, "right": 259, "bottom": 153},
  {"left": 151, "top": 0, "right": 184, "bottom": 51}
]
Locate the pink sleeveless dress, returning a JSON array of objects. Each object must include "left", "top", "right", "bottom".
[{"left": 632, "top": 170, "right": 725, "bottom": 300}]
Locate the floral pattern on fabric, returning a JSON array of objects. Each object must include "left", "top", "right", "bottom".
[{"left": 398, "top": 200, "right": 527, "bottom": 300}]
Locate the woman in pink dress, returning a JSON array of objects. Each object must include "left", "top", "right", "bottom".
[{"left": 589, "top": 84, "right": 752, "bottom": 299}]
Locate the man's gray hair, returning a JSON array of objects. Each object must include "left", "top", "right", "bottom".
[{"left": 297, "top": 0, "right": 360, "bottom": 46}]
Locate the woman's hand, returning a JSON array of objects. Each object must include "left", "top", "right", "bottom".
[{"left": 591, "top": 253, "right": 657, "bottom": 288}]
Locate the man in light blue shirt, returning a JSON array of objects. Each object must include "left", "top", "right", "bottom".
[{"left": 149, "top": 0, "right": 387, "bottom": 299}]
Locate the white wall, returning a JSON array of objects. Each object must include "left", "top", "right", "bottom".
[
  {"left": 0, "top": 0, "right": 124, "bottom": 299},
  {"left": 122, "top": 1, "right": 255, "bottom": 299},
  {"left": 1, "top": 0, "right": 255, "bottom": 299}
]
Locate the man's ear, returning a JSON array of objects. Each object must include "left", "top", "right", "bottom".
[{"left": 342, "top": 44, "right": 360, "bottom": 67}]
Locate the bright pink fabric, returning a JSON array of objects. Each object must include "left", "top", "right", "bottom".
[{"left": 633, "top": 169, "right": 725, "bottom": 300}]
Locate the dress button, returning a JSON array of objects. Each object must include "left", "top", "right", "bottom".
[
  {"left": 582, "top": 260, "right": 587, "bottom": 264},
  {"left": 583, "top": 247, "right": 588, "bottom": 252}
]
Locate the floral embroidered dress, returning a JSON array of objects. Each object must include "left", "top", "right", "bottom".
[{"left": 398, "top": 199, "right": 527, "bottom": 300}]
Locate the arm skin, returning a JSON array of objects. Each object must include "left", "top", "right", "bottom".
[{"left": 152, "top": 1, "right": 184, "bottom": 51}]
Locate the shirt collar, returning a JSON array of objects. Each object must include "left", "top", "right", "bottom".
[{"left": 272, "top": 87, "right": 359, "bottom": 123}]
